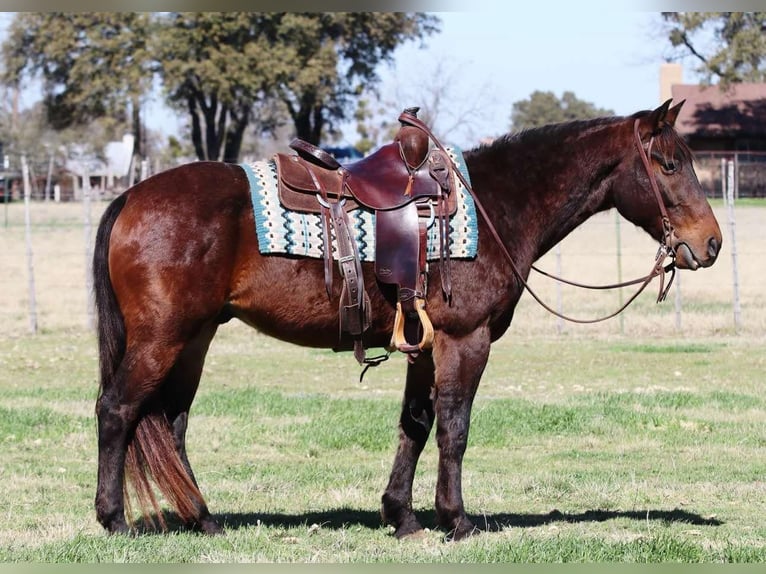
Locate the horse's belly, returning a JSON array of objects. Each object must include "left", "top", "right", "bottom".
[{"left": 227, "top": 255, "right": 396, "bottom": 350}]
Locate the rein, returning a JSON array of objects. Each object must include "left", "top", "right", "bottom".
[{"left": 399, "top": 113, "right": 678, "bottom": 324}]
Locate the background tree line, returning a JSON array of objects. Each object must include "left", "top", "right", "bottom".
[
  {"left": 1, "top": 12, "right": 439, "bottom": 164},
  {"left": 0, "top": 12, "right": 762, "bottom": 170}
]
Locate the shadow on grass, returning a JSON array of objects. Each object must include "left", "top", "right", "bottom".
[{"left": 143, "top": 506, "right": 722, "bottom": 534}]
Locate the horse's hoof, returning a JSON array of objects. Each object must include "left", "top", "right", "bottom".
[
  {"left": 105, "top": 520, "right": 130, "bottom": 535},
  {"left": 389, "top": 516, "right": 424, "bottom": 539},
  {"left": 199, "top": 517, "right": 224, "bottom": 535}
]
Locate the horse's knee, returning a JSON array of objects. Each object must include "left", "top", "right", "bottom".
[
  {"left": 435, "top": 406, "right": 470, "bottom": 457},
  {"left": 400, "top": 397, "right": 434, "bottom": 444}
]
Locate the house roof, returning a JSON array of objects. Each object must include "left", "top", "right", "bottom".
[{"left": 671, "top": 83, "right": 766, "bottom": 139}]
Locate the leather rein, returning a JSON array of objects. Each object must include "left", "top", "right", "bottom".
[{"left": 400, "top": 112, "right": 678, "bottom": 324}]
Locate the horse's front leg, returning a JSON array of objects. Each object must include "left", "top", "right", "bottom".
[
  {"left": 381, "top": 352, "right": 436, "bottom": 538},
  {"left": 432, "top": 325, "right": 490, "bottom": 540}
]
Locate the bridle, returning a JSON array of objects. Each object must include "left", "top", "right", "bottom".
[
  {"left": 400, "top": 113, "right": 679, "bottom": 324},
  {"left": 523, "top": 118, "right": 678, "bottom": 323}
]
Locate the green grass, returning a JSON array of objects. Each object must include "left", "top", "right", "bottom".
[
  {"left": 2, "top": 201, "right": 766, "bottom": 562},
  {"left": 1, "top": 325, "right": 766, "bottom": 562}
]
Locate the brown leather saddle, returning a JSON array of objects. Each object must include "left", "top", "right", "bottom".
[{"left": 274, "top": 108, "right": 458, "bottom": 364}]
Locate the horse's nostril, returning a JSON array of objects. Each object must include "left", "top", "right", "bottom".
[{"left": 708, "top": 236, "right": 720, "bottom": 259}]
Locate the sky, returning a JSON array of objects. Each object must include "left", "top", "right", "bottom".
[
  {"left": 4, "top": 8, "right": 705, "bottom": 151},
  {"left": 358, "top": 9, "right": 671, "bottom": 147}
]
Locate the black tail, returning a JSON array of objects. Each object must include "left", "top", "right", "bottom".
[{"left": 94, "top": 193, "right": 128, "bottom": 395}]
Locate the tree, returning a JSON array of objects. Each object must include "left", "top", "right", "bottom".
[
  {"left": 3, "top": 12, "right": 439, "bottom": 163},
  {"left": 510, "top": 91, "right": 614, "bottom": 132},
  {"left": 350, "top": 52, "right": 501, "bottom": 155},
  {"left": 154, "top": 13, "right": 278, "bottom": 162},
  {"left": 271, "top": 13, "right": 438, "bottom": 146},
  {"left": 2, "top": 13, "right": 154, "bottom": 157},
  {"left": 661, "top": 12, "right": 766, "bottom": 86}
]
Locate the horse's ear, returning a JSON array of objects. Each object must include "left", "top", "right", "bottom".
[
  {"left": 637, "top": 99, "right": 672, "bottom": 139},
  {"left": 664, "top": 99, "right": 685, "bottom": 128}
]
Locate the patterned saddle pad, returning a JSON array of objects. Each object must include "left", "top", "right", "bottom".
[{"left": 240, "top": 145, "right": 478, "bottom": 262}]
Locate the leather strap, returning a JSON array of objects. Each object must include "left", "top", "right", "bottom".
[
  {"left": 327, "top": 193, "right": 370, "bottom": 363},
  {"left": 428, "top": 149, "right": 453, "bottom": 300},
  {"left": 304, "top": 164, "right": 335, "bottom": 299},
  {"left": 289, "top": 138, "right": 341, "bottom": 170}
]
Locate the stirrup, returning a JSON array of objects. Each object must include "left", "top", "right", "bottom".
[{"left": 388, "top": 298, "right": 434, "bottom": 353}]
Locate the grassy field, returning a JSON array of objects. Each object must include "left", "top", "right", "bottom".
[{"left": 0, "top": 200, "right": 765, "bottom": 562}]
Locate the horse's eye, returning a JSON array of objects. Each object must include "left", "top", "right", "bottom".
[{"left": 661, "top": 160, "right": 677, "bottom": 175}]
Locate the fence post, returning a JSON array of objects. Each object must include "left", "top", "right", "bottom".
[
  {"left": 83, "top": 168, "right": 95, "bottom": 330},
  {"left": 555, "top": 243, "right": 563, "bottom": 335},
  {"left": 674, "top": 270, "right": 682, "bottom": 331},
  {"left": 725, "top": 159, "right": 742, "bottom": 333},
  {"left": 614, "top": 211, "right": 624, "bottom": 335},
  {"left": 3, "top": 177, "right": 8, "bottom": 228},
  {"left": 45, "top": 152, "right": 54, "bottom": 201},
  {"left": 22, "top": 155, "right": 38, "bottom": 334}
]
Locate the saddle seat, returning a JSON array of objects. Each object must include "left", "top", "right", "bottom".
[
  {"left": 272, "top": 108, "right": 458, "bottom": 365},
  {"left": 275, "top": 141, "right": 457, "bottom": 215}
]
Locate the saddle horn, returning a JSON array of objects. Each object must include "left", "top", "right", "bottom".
[{"left": 396, "top": 107, "right": 430, "bottom": 169}]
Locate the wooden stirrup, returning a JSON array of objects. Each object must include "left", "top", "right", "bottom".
[{"left": 389, "top": 298, "right": 434, "bottom": 354}]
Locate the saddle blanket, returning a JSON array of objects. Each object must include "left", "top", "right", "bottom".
[{"left": 240, "top": 146, "right": 478, "bottom": 262}]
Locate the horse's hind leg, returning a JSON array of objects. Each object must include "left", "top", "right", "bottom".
[
  {"left": 163, "top": 322, "right": 222, "bottom": 534},
  {"left": 381, "top": 352, "right": 436, "bottom": 538},
  {"left": 95, "top": 371, "right": 137, "bottom": 534},
  {"left": 95, "top": 340, "right": 183, "bottom": 534}
]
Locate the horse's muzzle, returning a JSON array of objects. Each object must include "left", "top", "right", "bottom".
[{"left": 673, "top": 236, "right": 720, "bottom": 270}]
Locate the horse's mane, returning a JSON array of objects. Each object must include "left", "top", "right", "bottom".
[
  {"left": 472, "top": 112, "right": 693, "bottom": 165},
  {"left": 474, "top": 115, "right": 618, "bottom": 154}
]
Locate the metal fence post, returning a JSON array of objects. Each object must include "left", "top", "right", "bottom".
[
  {"left": 22, "top": 155, "right": 38, "bottom": 334},
  {"left": 725, "top": 159, "right": 742, "bottom": 333},
  {"left": 83, "top": 168, "right": 95, "bottom": 331}
]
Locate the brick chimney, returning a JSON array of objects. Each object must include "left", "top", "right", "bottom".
[{"left": 660, "top": 63, "right": 683, "bottom": 103}]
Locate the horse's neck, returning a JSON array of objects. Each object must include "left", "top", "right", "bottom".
[{"left": 469, "top": 124, "right": 622, "bottom": 265}]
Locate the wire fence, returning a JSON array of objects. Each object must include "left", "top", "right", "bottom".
[
  {"left": 1, "top": 160, "right": 764, "bottom": 341},
  {"left": 695, "top": 151, "right": 766, "bottom": 200}
]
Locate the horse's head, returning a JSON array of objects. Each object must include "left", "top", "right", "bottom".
[{"left": 613, "top": 100, "right": 722, "bottom": 270}]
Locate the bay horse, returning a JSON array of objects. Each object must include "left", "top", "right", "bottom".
[{"left": 93, "top": 100, "right": 721, "bottom": 540}]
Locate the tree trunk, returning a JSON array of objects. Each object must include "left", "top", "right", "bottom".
[
  {"left": 292, "top": 103, "right": 324, "bottom": 145},
  {"left": 187, "top": 90, "right": 232, "bottom": 161},
  {"left": 188, "top": 95, "right": 206, "bottom": 160},
  {"left": 223, "top": 112, "right": 249, "bottom": 163},
  {"left": 310, "top": 104, "right": 324, "bottom": 145},
  {"left": 202, "top": 94, "right": 222, "bottom": 160},
  {"left": 131, "top": 95, "right": 143, "bottom": 159}
]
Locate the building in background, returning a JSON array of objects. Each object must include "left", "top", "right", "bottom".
[
  {"left": 660, "top": 63, "right": 766, "bottom": 198},
  {"left": 64, "top": 134, "right": 135, "bottom": 200}
]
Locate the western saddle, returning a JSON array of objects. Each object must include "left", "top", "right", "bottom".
[{"left": 274, "top": 108, "right": 458, "bottom": 364}]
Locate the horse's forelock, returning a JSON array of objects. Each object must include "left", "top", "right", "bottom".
[{"left": 655, "top": 123, "right": 694, "bottom": 165}]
